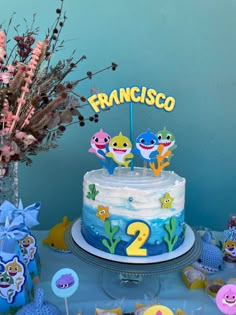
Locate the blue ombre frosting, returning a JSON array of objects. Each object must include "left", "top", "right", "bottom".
[{"left": 81, "top": 167, "right": 186, "bottom": 257}]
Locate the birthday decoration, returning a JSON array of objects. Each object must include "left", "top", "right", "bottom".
[
  {"left": 86, "top": 184, "right": 99, "bottom": 201},
  {"left": 96, "top": 205, "right": 110, "bottom": 222},
  {"left": 161, "top": 193, "right": 174, "bottom": 209},
  {"left": 88, "top": 86, "right": 176, "bottom": 113},
  {"left": 216, "top": 284, "right": 236, "bottom": 315},
  {"left": 0, "top": 215, "right": 35, "bottom": 312},
  {"left": 193, "top": 231, "right": 223, "bottom": 273},
  {"left": 143, "top": 304, "right": 174, "bottom": 315},
  {"left": 43, "top": 216, "right": 72, "bottom": 253},
  {"left": 156, "top": 128, "right": 177, "bottom": 159},
  {"left": 51, "top": 268, "right": 79, "bottom": 315},
  {"left": 89, "top": 128, "right": 176, "bottom": 176},
  {"left": 89, "top": 129, "right": 111, "bottom": 159},
  {"left": 133, "top": 129, "right": 159, "bottom": 163},
  {"left": 223, "top": 228, "right": 236, "bottom": 264},
  {"left": 0, "top": 200, "right": 41, "bottom": 287},
  {"left": 0, "top": 199, "right": 40, "bottom": 229},
  {"left": 106, "top": 132, "right": 133, "bottom": 167}
]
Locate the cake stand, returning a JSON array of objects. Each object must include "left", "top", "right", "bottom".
[{"left": 65, "top": 219, "right": 202, "bottom": 300}]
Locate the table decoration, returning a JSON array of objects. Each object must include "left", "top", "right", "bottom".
[
  {"left": 15, "top": 287, "right": 61, "bottom": 315},
  {"left": 0, "top": 199, "right": 41, "bottom": 285},
  {"left": 51, "top": 268, "right": 79, "bottom": 315},
  {"left": 0, "top": 216, "right": 34, "bottom": 314},
  {"left": 216, "top": 284, "right": 236, "bottom": 314}
]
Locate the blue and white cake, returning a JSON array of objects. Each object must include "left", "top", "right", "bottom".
[{"left": 81, "top": 167, "right": 186, "bottom": 257}]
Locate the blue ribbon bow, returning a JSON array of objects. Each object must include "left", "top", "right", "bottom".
[
  {"left": 0, "top": 199, "right": 41, "bottom": 228},
  {"left": 0, "top": 216, "right": 28, "bottom": 240}
]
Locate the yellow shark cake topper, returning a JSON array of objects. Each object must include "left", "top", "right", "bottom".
[{"left": 88, "top": 86, "right": 175, "bottom": 113}]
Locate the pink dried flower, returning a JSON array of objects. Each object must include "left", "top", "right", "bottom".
[{"left": 0, "top": 3, "right": 117, "bottom": 165}]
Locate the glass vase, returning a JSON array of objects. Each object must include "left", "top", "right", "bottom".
[{"left": 0, "top": 162, "right": 18, "bottom": 206}]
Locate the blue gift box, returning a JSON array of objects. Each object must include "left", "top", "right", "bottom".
[
  {"left": 18, "top": 233, "right": 41, "bottom": 284},
  {"left": 0, "top": 235, "right": 34, "bottom": 314}
]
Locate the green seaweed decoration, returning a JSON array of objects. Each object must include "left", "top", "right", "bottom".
[
  {"left": 102, "top": 220, "right": 121, "bottom": 254},
  {"left": 163, "top": 216, "right": 178, "bottom": 252},
  {"left": 86, "top": 184, "right": 99, "bottom": 200}
]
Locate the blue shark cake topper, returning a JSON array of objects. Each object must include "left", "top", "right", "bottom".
[{"left": 133, "top": 129, "right": 159, "bottom": 163}]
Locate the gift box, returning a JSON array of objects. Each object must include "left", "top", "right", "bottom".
[
  {"left": 0, "top": 200, "right": 41, "bottom": 284},
  {"left": 0, "top": 217, "right": 34, "bottom": 314},
  {"left": 18, "top": 232, "right": 40, "bottom": 284}
]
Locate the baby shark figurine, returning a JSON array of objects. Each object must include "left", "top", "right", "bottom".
[{"left": 43, "top": 216, "right": 71, "bottom": 253}]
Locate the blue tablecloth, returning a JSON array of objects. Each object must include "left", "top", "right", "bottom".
[{"left": 34, "top": 230, "right": 235, "bottom": 315}]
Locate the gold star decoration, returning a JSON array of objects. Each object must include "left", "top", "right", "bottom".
[
  {"left": 96, "top": 205, "right": 110, "bottom": 221},
  {"left": 161, "top": 192, "right": 174, "bottom": 209}
]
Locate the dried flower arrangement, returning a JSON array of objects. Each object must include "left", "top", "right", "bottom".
[{"left": 0, "top": 0, "right": 117, "bottom": 166}]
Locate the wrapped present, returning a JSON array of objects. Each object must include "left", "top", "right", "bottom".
[
  {"left": 0, "top": 200, "right": 41, "bottom": 284},
  {"left": 0, "top": 216, "right": 34, "bottom": 314}
]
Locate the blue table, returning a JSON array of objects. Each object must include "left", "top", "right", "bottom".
[{"left": 34, "top": 230, "right": 234, "bottom": 315}]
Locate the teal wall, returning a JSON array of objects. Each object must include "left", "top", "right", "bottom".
[{"left": 2, "top": 0, "right": 235, "bottom": 230}]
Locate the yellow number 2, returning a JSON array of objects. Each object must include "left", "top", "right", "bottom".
[{"left": 126, "top": 221, "right": 150, "bottom": 256}]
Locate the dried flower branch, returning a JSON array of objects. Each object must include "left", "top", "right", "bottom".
[{"left": 0, "top": 0, "right": 117, "bottom": 165}]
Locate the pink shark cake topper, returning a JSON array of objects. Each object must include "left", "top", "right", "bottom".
[{"left": 89, "top": 129, "right": 111, "bottom": 159}]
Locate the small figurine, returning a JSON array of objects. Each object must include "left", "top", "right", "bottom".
[
  {"left": 15, "top": 288, "right": 61, "bottom": 315},
  {"left": 193, "top": 231, "right": 223, "bottom": 273},
  {"left": 43, "top": 216, "right": 71, "bottom": 252}
]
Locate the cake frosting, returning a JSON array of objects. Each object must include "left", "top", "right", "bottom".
[{"left": 81, "top": 167, "right": 186, "bottom": 257}]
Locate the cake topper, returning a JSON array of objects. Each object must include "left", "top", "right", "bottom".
[
  {"left": 89, "top": 129, "right": 111, "bottom": 159},
  {"left": 133, "top": 129, "right": 159, "bottom": 163},
  {"left": 106, "top": 132, "right": 133, "bottom": 167},
  {"left": 87, "top": 86, "right": 175, "bottom": 113},
  {"left": 156, "top": 128, "right": 177, "bottom": 159},
  {"left": 88, "top": 86, "right": 177, "bottom": 176}
]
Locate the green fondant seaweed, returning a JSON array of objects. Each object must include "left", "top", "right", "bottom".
[
  {"left": 163, "top": 216, "right": 178, "bottom": 252},
  {"left": 86, "top": 183, "right": 99, "bottom": 200},
  {"left": 102, "top": 220, "right": 121, "bottom": 254}
]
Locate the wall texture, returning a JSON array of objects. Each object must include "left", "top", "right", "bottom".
[{"left": 1, "top": 0, "right": 235, "bottom": 230}]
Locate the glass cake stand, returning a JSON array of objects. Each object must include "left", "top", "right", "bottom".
[{"left": 65, "top": 219, "right": 202, "bottom": 300}]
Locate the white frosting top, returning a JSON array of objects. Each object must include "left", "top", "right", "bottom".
[{"left": 84, "top": 167, "right": 185, "bottom": 192}]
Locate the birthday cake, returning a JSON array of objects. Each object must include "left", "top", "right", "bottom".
[{"left": 80, "top": 128, "right": 187, "bottom": 257}]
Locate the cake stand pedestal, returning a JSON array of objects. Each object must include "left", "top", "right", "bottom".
[{"left": 65, "top": 219, "right": 202, "bottom": 300}]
